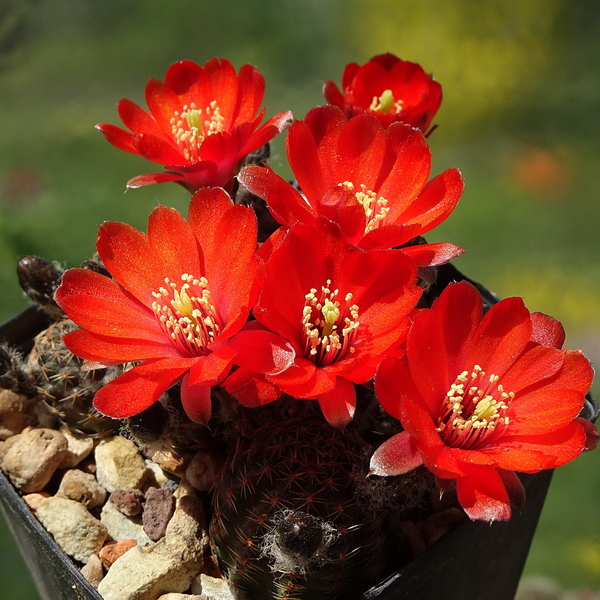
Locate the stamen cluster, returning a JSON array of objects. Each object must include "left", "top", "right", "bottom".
[
  {"left": 301, "top": 280, "right": 359, "bottom": 367},
  {"left": 170, "top": 101, "right": 224, "bottom": 162},
  {"left": 338, "top": 181, "right": 390, "bottom": 233},
  {"left": 437, "top": 365, "right": 512, "bottom": 449},
  {"left": 151, "top": 273, "right": 222, "bottom": 357}
]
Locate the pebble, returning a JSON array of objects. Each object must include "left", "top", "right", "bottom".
[
  {"left": 165, "top": 479, "right": 208, "bottom": 544},
  {"left": 58, "top": 426, "right": 95, "bottom": 469},
  {"left": 99, "top": 539, "right": 138, "bottom": 568},
  {"left": 185, "top": 448, "right": 224, "bottom": 492},
  {"left": 81, "top": 553, "right": 104, "bottom": 588},
  {"left": 110, "top": 488, "right": 145, "bottom": 517},
  {"left": 0, "top": 427, "right": 67, "bottom": 492},
  {"left": 56, "top": 468, "right": 107, "bottom": 509},
  {"left": 97, "top": 532, "right": 206, "bottom": 600},
  {"left": 143, "top": 487, "right": 175, "bottom": 541},
  {"left": 0, "top": 389, "right": 36, "bottom": 440},
  {"left": 95, "top": 436, "right": 147, "bottom": 493},
  {"left": 145, "top": 459, "right": 170, "bottom": 487},
  {"left": 190, "top": 574, "right": 236, "bottom": 600},
  {"left": 101, "top": 500, "right": 153, "bottom": 547},
  {"left": 157, "top": 595, "right": 206, "bottom": 600},
  {"left": 22, "top": 491, "right": 51, "bottom": 511},
  {"left": 37, "top": 496, "right": 108, "bottom": 563}
]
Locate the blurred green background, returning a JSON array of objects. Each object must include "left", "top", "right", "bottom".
[{"left": 1, "top": 0, "right": 599, "bottom": 597}]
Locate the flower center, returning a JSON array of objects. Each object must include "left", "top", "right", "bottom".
[
  {"left": 338, "top": 181, "right": 390, "bottom": 234},
  {"left": 170, "top": 101, "right": 225, "bottom": 162},
  {"left": 437, "top": 365, "right": 514, "bottom": 450},
  {"left": 302, "top": 280, "right": 359, "bottom": 367},
  {"left": 368, "top": 89, "right": 404, "bottom": 115},
  {"left": 151, "top": 274, "right": 222, "bottom": 357}
]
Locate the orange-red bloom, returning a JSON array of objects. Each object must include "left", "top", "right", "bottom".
[
  {"left": 370, "top": 281, "right": 598, "bottom": 521},
  {"left": 239, "top": 105, "right": 464, "bottom": 266},
  {"left": 54, "top": 188, "right": 268, "bottom": 424},
  {"left": 224, "top": 219, "right": 422, "bottom": 427},
  {"left": 96, "top": 58, "right": 292, "bottom": 193},
  {"left": 323, "top": 53, "right": 442, "bottom": 134}
]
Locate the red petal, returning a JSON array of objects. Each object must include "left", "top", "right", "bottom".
[
  {"left": 133, "top": 133, "right": 184, "bottom": 165},
  {"left": 224, "top": 367, "right": 282, "bottom": 407},
  {"left": 126, "top": 172, "right": 189, "bottom": 188},
  {"left": 226, "top": 329, "right": 296, "bottom": 375},
  {"left": 500, "top": 345, "right": 565, "bottom": 395},
  {"left": 432, "top": 282, "right": 482, "bottom": 377},
  {"left": 188, "top": 344, "right": 237, "bottom": 386},
  {"left": 375, "top": 354, "right": 413, "bottom": 419},
  {"left": 401, "top": 242, "right": 464, "bottom": 267},
  {"left": 273, "top": 362, "right": 336, "bottom": 398},
  {"left": 187, "top": 187, "right": 259, "bottom": 332},
  {"left": 322, "top": 80, "right": 345, "bottom": 108},
  {"left": 180, "top": 374, "right": 212, "bottom": 424},
  {"left": 369, "top": 431, "right": 424, "bottom": 476},
  {"left": 467, "top": 296, "right": 532, "bottom": 379},
  {"left": 406, "top": 309, "right": 450, "bottom": 414},
  {"left": 63, "top": 329, "right": 177, "bottom": 362},
  {"left": 238, "top": 164, "right": 315, "bottom": 227},
  {"left": 147, "top": 204, "right": 203, "bottom": 283},
  {"left": 317, "top": 377, "right": 356, "bottom": 427},
  {"left": 241, "top": 110, "right": 293, "bottom": 153},
  {"left": 164, "top": 60, "right": 203, "bottom": 94},
  {"left": 455, "top": 464, "right": 512, "bottom": 522},
  {"left": 398, "top": 168, "right": 464, "bottom": 233},
  {"left": 55, "top": 268, "right": 163, "bottom": 341},
  {"left": 489, "top": 419, "right": 587, "bottom": 471},
  {"left": 529, "top": 312, "right": 565, "bottom": 348},
  {"left": 235, "top": 63, "right": 265, "bottom": 123},
  {"left": 95, "top": 123, "right": 137, "bottom": 155},
  {"left": 333, "top": 114, "right": 390, "bottom": 191},
  {"left": 93, "top": 358, "right": 195, "bottom": 418},
  {"left": 117, "top": 98, "right": 166, "bottom": 140}
]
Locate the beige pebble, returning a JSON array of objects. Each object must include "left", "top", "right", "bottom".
[
  {"left": 97, "top": 531, "right": 205, "bottom": 600},
  {"left": 56, "top": 468, "right": 107, "bottom": 509},
  {"left": 37, "top": 496, "right": 108, "bottom": 563},
  {"left": 58, "top": 426, "right": 95, "bottom": 468},
  {"left": 191, "top": 573, "right": 236, "bottom": 600},
  {"left": 0, "top": 389, "right": 36, "bottom": 440},
  {"left": 81, "top": 554, "right": 104, "bottom": 589},
  {"left": 185, "top": 448, "right": 224, "bottom": 492},
  {"left": 95, "top": 436, "right": 147, "bottom": 493},
  {"left": 0, "top": 428, "right": 67, "bottom": 492}
]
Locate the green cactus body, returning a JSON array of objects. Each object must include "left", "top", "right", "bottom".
[
  {"left": 210, "top": 401, "right": 432, "bottom": 600},
  {"left": 27, "top": 319, "right": 121, "bottom": 437}
]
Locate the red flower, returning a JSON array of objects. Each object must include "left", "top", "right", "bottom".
[
  {"left": 54, "top": 188, "right": 268, "bottom": 424},
  {"left": 224, "top": 219, "right": 422, "bottom": 427},
  {"left": 323, "top": 53, "right": 442, "bottom": 134},
  {"left": 239, "top": 105, "right": 464, "bottom": 266},
  {"left": 370, "top": 281, "right": 598, "bottom": 521},
  {"left": 96, "top": 58, "right": 292, "bottom": 193}
]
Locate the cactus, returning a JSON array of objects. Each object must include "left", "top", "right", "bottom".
[
  {"left": 26, "top": 319, "right": 122, "bottom": 437},
  {"left": 210, "top": 398, "right": 434, "bottom": 600}
]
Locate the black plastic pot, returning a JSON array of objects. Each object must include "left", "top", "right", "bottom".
[{"left": 0, "top": 302, "right": 579, "bottom": 600}]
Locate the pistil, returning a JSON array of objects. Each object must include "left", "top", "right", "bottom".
[{"left": 368, "top": 89, "right": 404, "bottom": 115}]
